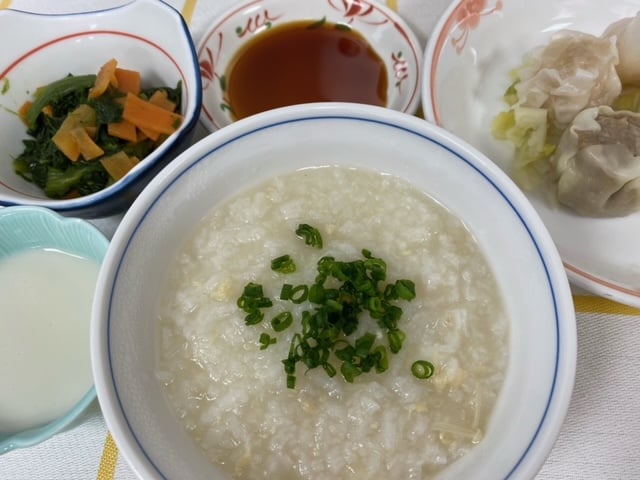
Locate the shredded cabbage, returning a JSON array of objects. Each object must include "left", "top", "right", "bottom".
[
  {"left": 612, "top": 86, "right": 640, "bottom": 112},
  {"left": 492, "top": 98, "right": 557, "bottom": 190}
]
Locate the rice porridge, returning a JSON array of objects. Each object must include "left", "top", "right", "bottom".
[{"left": 156, "top": 166, "right": 509, "bottom": 479}]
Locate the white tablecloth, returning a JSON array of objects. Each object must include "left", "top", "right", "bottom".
[{"left": 2, "top": 1, "right": 640, "bottom": 479}]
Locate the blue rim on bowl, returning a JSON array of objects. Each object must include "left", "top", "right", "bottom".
[{"left": 0, "top": 205, "right": 109, "bottom": 455}]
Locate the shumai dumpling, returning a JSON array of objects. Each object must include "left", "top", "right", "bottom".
[
  {"left": 604, "top": 12, "right": 640, "bottom": 85},
  {"left": 551, "top": 106, "right": 640, "bottom": 217},
  {"left": 514, "top": 31, "right": 621, "bottom": 129}
]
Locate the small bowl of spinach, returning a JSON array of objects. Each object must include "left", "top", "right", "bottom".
[{"left": 0, "top": 0, "right": 202, "bottom": 218}]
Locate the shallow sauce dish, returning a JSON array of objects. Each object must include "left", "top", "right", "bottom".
[
  {"left": 0, "top": 0, "right": 201, "bottom": 218},
  {"left": 0, "top": 206, "right": 108, "bottom": 455},
  {"left": 423, "top": 0, "right": 640, "bottom": 306},
  {"left": 197, "top": 0, "right": 422, "bottom": 131},
  {"left": 92, "top": 103, "right": 576, "bottom": 479}
]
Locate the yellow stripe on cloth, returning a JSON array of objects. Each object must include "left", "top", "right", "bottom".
[
  {"left": 573, "top": 295, "right": 640, "bottom": 317},
  {"left": 97, "top": 432, "right": 119, "bottom": 480},
  {"left": 0, "top": 0, "right": 13, "bottom": 9},
  {"left": 386, "top": 0, "right": 399, "bottom": 11},
  {"left": 181, "top": 0, "right": 198, "bottom": 25}
]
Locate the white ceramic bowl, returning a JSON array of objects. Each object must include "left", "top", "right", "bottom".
[
  {"left": 92, "top": 103, "right": 576, "bottom": 479},
  {"left": 423, "top": 0, "right": 640, "bottom": 306},
  {"left": 0, "top": 206, "right": 108, "bottom": 454},
  {"left": 0, "top": 0, "right": 201, "bottom": 218},
  {"left": 197, "top": 0, "right": 422, "bottom": 131}
]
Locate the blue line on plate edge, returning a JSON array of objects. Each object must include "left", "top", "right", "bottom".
[{"left": 107, "top": 114, "right": 562, "bottom": 480}]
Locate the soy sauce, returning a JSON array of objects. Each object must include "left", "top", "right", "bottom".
[{"left": 226, "top": 21, "right": 388, "bottom": 120}]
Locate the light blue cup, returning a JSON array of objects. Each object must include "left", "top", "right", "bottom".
[{"left": 0, "top": 206, "right": 108, "bottom": 455}]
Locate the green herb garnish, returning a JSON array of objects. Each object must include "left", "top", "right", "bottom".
[
  {"left": 411, "top": 360, "right": 435, "bottom": 379},
  {"left": 271, "top": 254, "right": 296, "bottom": 273},
  {"left": 271, "top": 311, "right": 293, "bottom": 332},
  {"left": 279, "top": 283, "right": 308, "bottom": 303},
  {"left": 259, "top": 333, "right": 277, "bottom": 350},
  {"left": 237, "top": 282, "right": 273, "bottom": 325},
  {"left": 238, "top": 224, "right": 433, "bottom": 388},
  {"left": 295, "top": 223, "right": 323, "bottom": 249}
]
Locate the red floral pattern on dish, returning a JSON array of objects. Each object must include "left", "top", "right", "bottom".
[
  {"left": 235, "top": 9, "right": 283, "bottom": 37},
  {"left": 199, "top": 32, "right": 232, "bottom": 114},
  {"left": 328, "top": 0, "right": 388, "bottom": 25},
  {"left": 392, "top": 51, "right": 408, "bottom": 91},
  {"left": 451, "top": 0, "right": 502, "bottom": 53}
]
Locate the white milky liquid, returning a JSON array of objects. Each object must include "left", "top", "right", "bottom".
[{"left": 0, "top": 248, "right": 100, "bottom": 433}]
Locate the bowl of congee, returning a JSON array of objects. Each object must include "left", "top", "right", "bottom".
[
  {"left": 91, "top": 103, "right": 576, "bottom": 479},
  {"left": 196, "top": 0, "right": 422, "bottom": 130}
]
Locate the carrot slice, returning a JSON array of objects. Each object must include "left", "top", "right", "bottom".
[
  {"left": 41, "top": 105, "right": 54, "bottom": 118},
  {"left": 136, "top": 125, "right": 162, "bottom": 141},
  {"left": 114, "top": 68, "right": 141, "bottom": 95},
  {"left": 52, "top": 131, "right": 81, "bottom": 162},
  {"left": 122, "top": 92, "right": 183, "bottom": 135},
  {"left": 88, "top": 58, "right": 118, "bottom": 99},
  {"left": 51, "top": 104, "right": 98, "bottom": 161},
  {"left": 100, "top": 151, "right": 140, "bottom": 181},
  {"left": 70, "top": 127, "right": 104, "bottom": 161},
  {"left": 108, "top": 120, "right": 138, "bottom": 143},
  {"left": 84, "top": 126, "right": 98, "bottom": 138},
  {"left": 18, "top": 101, "right": 32, "bottom": 124},
  {"left": 148, "top": 90, "right": 176, "bottom": 112}
]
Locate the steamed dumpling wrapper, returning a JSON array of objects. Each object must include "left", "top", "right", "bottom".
[
  {"left": 514, "top": 31, "right": 621, "bottom": 129},
  {"left": 552, "top": 106, "right": 640, "bottom": 217},
  {"left": 604, "top": 12, "right": 640, "bottom": 85}
]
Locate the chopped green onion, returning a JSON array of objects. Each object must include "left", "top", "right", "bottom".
[
  {"left": 373, "top": 345, "right": 389, "bottom": 373},
  {"left": 394, "top": 279, "right": 416, "bottom": 301},
  {"left": 335, "top": 344, "right": 355, "bottom": 362},
  {"left": 244, "top": 309, "right": 264, "bottom": 326},
  {"left": 271, "top": 311, "right": 293, "bottom": 332},
  {"left": 290, "top": 285, "right": 308, "bottom": 304},
  {"left": 411, "top": 360, "right": 435, "bottom": 379},
  {"left": 280, "top": 283, "right": 293, "bottom": 300},
  {"left": 280, "top": 283, "right": 309, "bottom": 303},
  {"left": 388, "top": 329, "right": 406, "bottom": 353},
  {"left": 322, "top": 362, "right": 337, "bottom": 377},
  {"left": 341, "top": 361, "right": 362, "bottom": 383},
  {"left": 271, "top": 254, "right": 296, "bottom": 273},
  {"left": 296, "top": 223, "right": 323, "bottom": 249},
  {"left": 308, "top": 283, "right": 325, "bottom": 303},
  {"left": 259, "top": 333, "right": 277, "bottom": 350},
  {"left": 354, "top": 333, "right": 376, "bottom": 357},
  {"left": 238, "top": 225, "right": 431, "bottom": 389},
  {"left": 237, "top": 282, "right": 273, "bottom": 312}
]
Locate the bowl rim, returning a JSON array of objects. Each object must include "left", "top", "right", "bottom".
[
  {"left": 0, "top": 205, "right": 108, "bottom": 455},
  {"left": 0, "top": 0, "right": 202, "bottom": 216},
  {"left": 420, "top": 0, "right": 462, "bottom": 126},
  {"left": 92, "top": 102, "right": 576, "bottom": 479},
  {"left": 196, "top": 0, "right": 423, "bottom": 131}
]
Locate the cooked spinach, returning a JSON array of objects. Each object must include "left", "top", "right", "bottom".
[{"left": 14, "top": 73, "right": 182, "bottom": 199}]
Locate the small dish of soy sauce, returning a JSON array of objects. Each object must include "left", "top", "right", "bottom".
[{"left": 197, "top": 0, "right": 422, "bottom": 131}]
